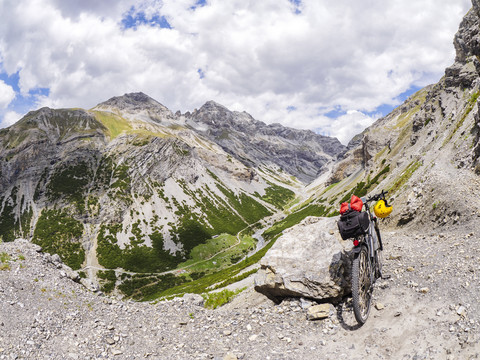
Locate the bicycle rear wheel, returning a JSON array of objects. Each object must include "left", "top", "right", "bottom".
[{"left": 352, "top": 245, "right": 373, "bottom": 325}]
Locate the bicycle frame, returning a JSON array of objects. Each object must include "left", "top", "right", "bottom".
[
  {"left": 352, "top": 204, "right": 378, "bottom": 282},
  {"left": 353, "top": 200, "right": 377, "bottom": 250},
  {"left": 349, "top": 190, "right": 388, "bottom": 325}
]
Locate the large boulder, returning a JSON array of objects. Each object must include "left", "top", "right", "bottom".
[{"left": 254, "top": 216, "right": 353, "bottom": 302}]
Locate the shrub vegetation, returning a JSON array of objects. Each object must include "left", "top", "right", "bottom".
[{"left": 32, "top": 209, "right": 85, "bottom": 270}]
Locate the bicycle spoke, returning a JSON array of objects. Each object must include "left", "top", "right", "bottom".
[
  {"left": 360, "top": 252, "right": 371, "bottom": 315},
  {"left": 352, "top": 246, "right": 373, "bottom": 324}
]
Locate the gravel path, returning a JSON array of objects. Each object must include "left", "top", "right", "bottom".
[{"left": 1, "top": 225, "right": 479, "bottom": 360}]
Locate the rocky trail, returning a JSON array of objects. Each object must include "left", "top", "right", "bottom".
[{"left": 1, "top": 221, "right": 479, "bottom": 360}]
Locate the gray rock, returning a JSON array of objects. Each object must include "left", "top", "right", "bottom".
[
  {"left": 67, "top": 270, "right": 80, "bottom": 282},
  {"left": 61, "top": 265, "right": 80, "bottom": 282},
  {"left": 457, "top": 306, "right": 467, "bottom": 317},
  {"left": 306, "top": 304, "right": 333, "bottom": 321},
  {"left": 223, "top": 353, "right": 237, "bottom": 360},
  {"left": 51, "top": 254, "right": 62, "bottom": 265},
  {"left": 182, "top": 293, "right": 205, "bottom": 306},
  {"left": 254, "top": 216, "right": 353, "bottom": 302},
  {"left": 80, "top": 278, "right": 99, "bottom": 292},
  {"left": 299, "top": 297, "right": 315, "bottom": 309}
]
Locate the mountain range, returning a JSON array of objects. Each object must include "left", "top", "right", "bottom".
[
  {"left": 0, "top": 92, "right": 345, "bottom": 295},
  {"left": 2, "top": 1, "right": 480, "bottom": 300}
]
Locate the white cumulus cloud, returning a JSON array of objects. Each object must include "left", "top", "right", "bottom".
[
  {"left": 323, "top": 110, "right": 378, "bottom": 146},
  {"left": 2, "top": 111, "right": 22, "bottom": 127},
  {"left": 0, "top": 80, "right": 15, "bottom": 109},
  {"left": 0, "top": 0, "right": 472, "bottom": 143}
]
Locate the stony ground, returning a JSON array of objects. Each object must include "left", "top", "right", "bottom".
[{"left": 1, "top": 223, "right": 479, "bottom": 360}]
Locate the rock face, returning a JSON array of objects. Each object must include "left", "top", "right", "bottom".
[
  {"left": 186, "top": 101, "right": 346, "bottom": 183},
  {"left": 455, "top": 0, "right": 480, "bottom": 167},
  {"left": 254, "top": 217, "right": 353, "bottom": 302},
  {"left": 444, "top": 0, "right": 480, "bottom": 88}
]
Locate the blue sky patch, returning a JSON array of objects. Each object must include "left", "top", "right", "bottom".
[
  {"left": 289, "top": 0, "right": 301, "bottom": 14},
  {"left": 365, "top": 104, "right": 395, "bottom": 118},
  {"left": 397, "top": 85, "right": 422, "bottom": 102},
  {"left": 286, "top": 105, "right": 297, "bottom": 112},
  {"left": 322, "top": 85, "right": 423, "bottom": 121},
  {"left": 197, "top": 68, "right": 205, "bottom": 79},
  {"left": 365, "top": 85, "right": 422, "bottom": 118},
  {"left": 11, "top": 87, "right": 50, "bottom": 117},
  {"left": 0, "top": 69, "right": 50, "bottom": 123},
  {"left": 190, "top": 0, "right": 207, "bottom": 10},
  {"left": 0, "top": 70, "right": 20, "bottom": 92},
  {"left": 121, "top": 6, "right": 172, "bottom": 30},
  {"left": 324, "top": 107, "right": 346, "bottom": 119}
]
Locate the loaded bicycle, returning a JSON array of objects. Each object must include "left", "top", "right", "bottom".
[{"left": 337, "top": 190, "right": 392, "bottom": 325}]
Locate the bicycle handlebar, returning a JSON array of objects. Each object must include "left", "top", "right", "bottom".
[{"left": 361, "top": 190, "right": 389, "bottom": 205}]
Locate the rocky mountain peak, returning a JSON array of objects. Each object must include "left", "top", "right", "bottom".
[
  {"left": 200, "top": 100, "right": 229, "bottom": 111},
  {"left": 95, "top": 92, "right": 161, "bottom": 109},
  {"left": 12, "top": 107, "right": 103, "bottom": 140},
  {"left": 192, "top": 100, "right": 242, "bottom": 127},
  {"left": 93, "top": 92, "right": 173, "bottom": 120},
  {"left": 184, "top": 100, "right": 346, "bottom": 183}
]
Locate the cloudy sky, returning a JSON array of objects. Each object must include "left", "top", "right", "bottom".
[{"left": 0, "top": 0, "right": 472, "bottom": 144}]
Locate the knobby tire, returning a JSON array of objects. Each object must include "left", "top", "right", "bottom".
[{"left": 352, "top": 245, "right": 373, "bottom": 325}]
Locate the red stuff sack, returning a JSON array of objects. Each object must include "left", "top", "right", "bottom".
[
  {"left": 340, "top": 195, "right": 364, "bottom": 214},
  {"left": 338, "top": 195, "right": 367, "bottom": 239},
  {"left": 350, "top": 195, "right": 363, "bottom": 212}
]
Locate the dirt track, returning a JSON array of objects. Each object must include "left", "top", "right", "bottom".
[{"left": 221, "top": 227, "right": 480, "bottom": 360}]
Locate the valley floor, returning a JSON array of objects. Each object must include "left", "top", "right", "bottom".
[{"left": 1, "top": 224, "right": 479, "bottom": 360}]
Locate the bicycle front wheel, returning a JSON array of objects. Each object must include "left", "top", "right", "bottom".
[{"left": 352, "top": 245, "right": 373, "bottom": 325}]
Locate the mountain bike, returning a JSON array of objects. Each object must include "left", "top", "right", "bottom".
[{"left": 349, "top": 191, "right": 388, "bottom": 325}]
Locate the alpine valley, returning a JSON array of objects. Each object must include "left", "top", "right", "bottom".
[{"left": 0, "top": 93, "right": 346, "bottom": 298}]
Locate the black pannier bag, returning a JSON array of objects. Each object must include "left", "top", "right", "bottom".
[{"left": 337, "top": 211, "right": 370, "bottom": 240}]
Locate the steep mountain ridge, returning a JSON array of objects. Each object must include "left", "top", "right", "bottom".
[
  {"left": 0, "top": 94, "right": 346, "bottom": 297},
  {"left": 92, "top": 94, "right": 347, "bottom": 184},
  {"left": 186, "top": 100, "right": 345, "bottom": 183}
]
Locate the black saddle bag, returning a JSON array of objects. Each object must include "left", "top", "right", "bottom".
[{"left": 337, "top": 211, "right": 370, "bottom": 240}]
